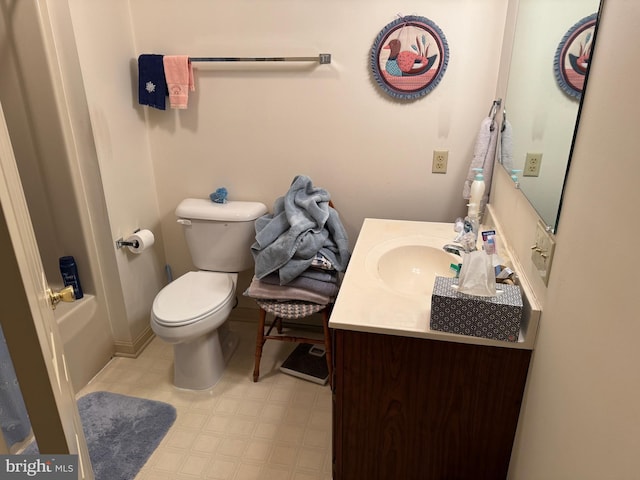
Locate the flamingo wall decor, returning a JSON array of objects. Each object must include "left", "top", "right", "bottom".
[
  {"left": 553, "top": 13, "right": 598, "bottom": 100},
  {"left": 370, "top": 15, "right": 449, "bottom": 101}
]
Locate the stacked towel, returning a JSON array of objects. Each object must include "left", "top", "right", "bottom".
[
  {"left": 255, "top": 267, "right": 339, "bottom": 297},
  {"left": 138, "top": 54, "right": 167, "bottom": 110},
  {"left": 262, "top": 267, "right": 337, "bottom": 285},
  {"left": 245, "top": 275, "right": 335, "bottom": 305},
  {"left": 163, "top": 55, "right": 195, "bottom": 109},
  {"left": 251, "top": 175, "right": 351, "bottom": 285},
  {"left": 246, "top": 175, "right": 350, "bottom": 306},
  {"left": 244, "top": 264, "right": 340, "bottom": 305}
]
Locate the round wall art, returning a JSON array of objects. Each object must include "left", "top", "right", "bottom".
[
  {"left": 370, "top": 15, "right": 449, "bottom": 101},
  {"left": 554, "top": 13, "right": 597, "bottom": 100}
]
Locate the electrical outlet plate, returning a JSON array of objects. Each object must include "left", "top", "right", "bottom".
[
  {"left": 432, "top": 150, "right": 448, "bottom": 174},
  {"left": 523, "top": 153, "right": 542, "bottom": 177},
  {"left": 531, "top": 220, "right": 555, "bottom": 285}
]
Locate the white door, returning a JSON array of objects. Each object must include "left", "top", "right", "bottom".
[{"left": 0, "top": 100, "right": 93, "bottom": 477}]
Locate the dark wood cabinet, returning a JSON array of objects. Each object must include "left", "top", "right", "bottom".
[{"left": 332, "top": 329, "right": 531, "bottom": 480}]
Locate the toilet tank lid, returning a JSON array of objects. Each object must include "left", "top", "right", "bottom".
[{"left": 175, "top": 198, "right": 268, "bottom": 222}]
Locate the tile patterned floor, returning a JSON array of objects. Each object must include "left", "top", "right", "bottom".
[{"left": 78, "top": 310, "right": 333, "bottom": 480}]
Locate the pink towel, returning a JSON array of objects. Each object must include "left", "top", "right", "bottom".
[{"left": 162, "top": 55, "right": 195, "bottom": 109}]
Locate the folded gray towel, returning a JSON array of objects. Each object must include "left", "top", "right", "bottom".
[
  {"left": 260, "top": 271, "right": 339, "bottom": 297},
  {"left": 244, "top": 277, "right": 332, "bottom": 305},
  {"left": 251, "top": 175, "right": 351, "bottom": 284},
  {"left": 261, "top": 268, "right": 338, "bottom": 285}
]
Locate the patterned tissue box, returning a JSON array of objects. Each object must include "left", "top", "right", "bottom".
[{"left": 430, "top": 276, "right": 523, "bottom": 342}]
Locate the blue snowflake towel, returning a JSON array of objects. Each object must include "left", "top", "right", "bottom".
[{"left": 138, "top": 54, "right": 167, "bottom": 110}]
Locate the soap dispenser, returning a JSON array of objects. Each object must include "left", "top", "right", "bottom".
[{"left": 467, "top": 168, "right": 485, "bottom": 219}]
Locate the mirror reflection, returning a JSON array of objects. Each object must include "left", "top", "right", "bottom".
[{"left": 501, "top": 0, "right": 602, "bottom": 232}]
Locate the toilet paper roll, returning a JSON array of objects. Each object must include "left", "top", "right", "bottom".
[{"left": 126, "top": 229, "right": 155, "bottom": 254}]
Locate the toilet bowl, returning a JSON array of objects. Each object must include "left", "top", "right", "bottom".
[
  {"left": 151, "top": 198, "right": 268, "bottom": 390},
  {"left": 151, "top": 270, "right": 239, "bottom": 390}
]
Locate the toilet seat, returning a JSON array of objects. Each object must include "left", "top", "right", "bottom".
[{"left": 152, "top": 271, "right": 234, "bottom": 327}]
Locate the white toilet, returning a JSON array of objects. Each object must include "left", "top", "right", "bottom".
[{"left": 151, "top": 198, "right": 267, "bottom": 390}]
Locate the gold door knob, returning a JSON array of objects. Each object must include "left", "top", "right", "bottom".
[{"left": 47, "top": 286, "right": 75, "bottom": 309}]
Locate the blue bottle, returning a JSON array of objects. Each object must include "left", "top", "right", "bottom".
[{"left": 59, "top": 256, "right": 83, "bottom": 300}]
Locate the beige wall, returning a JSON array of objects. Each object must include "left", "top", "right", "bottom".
[
  {"left": 67, "top": 0, "right": 508, "bottom": 307},
  {"left": 498, "top": 1, "right": 640, "bottom": 477},
  {"left": 63, "top": 0, "right": 167, "bottom": 342}
]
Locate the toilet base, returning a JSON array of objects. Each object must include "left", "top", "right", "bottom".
[
  {"left": 173, "top": 322, "right": 238, "bottom": 390},
  {"left": 219, "top": 321, "right": 239, "bottom": 366}
]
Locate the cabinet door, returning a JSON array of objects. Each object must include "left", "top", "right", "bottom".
[{"left": 333, "top": 330, "right": 531, "bottom": 480}]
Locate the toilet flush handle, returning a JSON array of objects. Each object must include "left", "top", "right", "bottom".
[{"left": 177, "top": 219, "right": 191, "bottom": 226}]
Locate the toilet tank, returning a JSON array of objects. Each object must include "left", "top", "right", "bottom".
[{"left": 175, "top": 198, "right": 268, "bottom": 272}]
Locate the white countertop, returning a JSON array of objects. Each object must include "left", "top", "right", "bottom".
[{"left": 329, "top": 218, "right": 539, "bottom": 350}]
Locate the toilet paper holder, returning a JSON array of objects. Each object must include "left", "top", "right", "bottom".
[{"left": 115, "top": 229, "right": 141, "bottom": 249}]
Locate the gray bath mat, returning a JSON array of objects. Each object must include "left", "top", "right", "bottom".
[{"left": 25, "top": 391, "right": 176, "bottom": 480}]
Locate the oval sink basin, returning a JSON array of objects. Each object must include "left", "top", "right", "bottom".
[{"left": 376, "top": 245, "right": 457, "bottom": 295}]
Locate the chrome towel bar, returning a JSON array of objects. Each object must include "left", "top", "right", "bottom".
[{"left": 189, "top": 54, "right": 331, "bottom": 64}]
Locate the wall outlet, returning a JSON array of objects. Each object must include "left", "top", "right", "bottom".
[
  {"left": 524, "top": 153, "right": 542, "bottom": 177},
  {"left": 432, "top": 150, "right": 448, "bottom": 174}
]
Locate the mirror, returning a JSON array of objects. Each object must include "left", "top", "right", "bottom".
[{"left": 501, "top": 0, "right": 603, "bottom": 232}]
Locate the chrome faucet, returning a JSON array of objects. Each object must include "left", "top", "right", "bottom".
[
  {"left": 444, "top": 226, "right": 477, "bottom": 255},
  {"left": 447, "top": 216, "right": 479, "bottom": 256},
  {"left": 443, "top": 243, "right": 471, "bottom": 256}
]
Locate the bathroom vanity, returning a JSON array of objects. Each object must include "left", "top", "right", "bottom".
[{"left": 329, "top": 219, "right": 540, "bottom": 479}]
